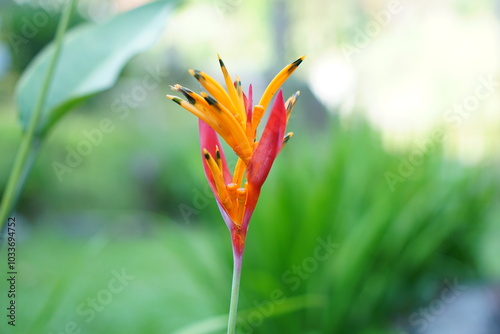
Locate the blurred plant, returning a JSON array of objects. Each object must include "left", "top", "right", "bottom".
[
  {"left": 167, "top": 55, "right": 305, "bottom": 333},
  {"left": 4, "top": 117, "right": 498, "bottom": 334},
  {"left": 0, "top": 2, "right": 86, "bottom": 72},
  {"left": 0, "top": 0, "right": 177, "bottom": 231}
]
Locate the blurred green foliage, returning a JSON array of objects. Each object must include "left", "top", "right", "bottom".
[
  {"left": 1, "top": 97, "right": 499, "bottom": 332},
  {"left": 15, "top": 0, "right": 176, "bottom": 135},
  {"left": 0, "top": 1, "right": 87, "bottom": 72},
  {"left": 1, "top": 0, "right": 499, "bottom": 333}
]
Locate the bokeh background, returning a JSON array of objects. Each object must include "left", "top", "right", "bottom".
[{"left": 1, "top": 0, "right": 499, "bottom": 333}]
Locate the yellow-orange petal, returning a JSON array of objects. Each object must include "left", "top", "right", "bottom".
[{"left": 258, "top": 55, "right": 305, "bottom": 111}]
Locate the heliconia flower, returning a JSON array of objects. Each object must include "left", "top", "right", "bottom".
[
  {"left": 167, "top": 55, "right": 304, "bottom": 258},
  {"left": 167, "top": 55, "right": 304, "bottom": 333}
]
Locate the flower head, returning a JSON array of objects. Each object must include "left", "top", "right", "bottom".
[{"left": 167, "top": 55, "right": 304, "bottom": 256}]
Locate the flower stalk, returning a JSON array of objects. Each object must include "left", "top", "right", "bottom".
[{"left": 227, "top": 252, "right": 243, "bottom": 334}]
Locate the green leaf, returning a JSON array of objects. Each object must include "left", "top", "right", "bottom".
[{"left": 16, "top": 0, "right": 177, "bottom": 136}]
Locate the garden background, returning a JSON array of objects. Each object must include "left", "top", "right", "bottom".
[{"left": 0, "top": 0, "right": 499, "bottom": 333}]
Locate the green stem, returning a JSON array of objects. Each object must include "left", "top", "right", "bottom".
[
  {"left": 227, "top": 253, "right": 243, "bottom": 334},
  {"left": 0, "top": 0, "right": 77, "bottom": 231}
]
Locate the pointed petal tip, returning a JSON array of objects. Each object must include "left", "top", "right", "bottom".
[
  {"left": 180, "top": 85, "right": 193, "bottom": 93},
  {"left": 290, "top": 56, "right": 305, "bottom": 70},
  {"left": 217, "top": 54, "right": 225, "bottom": 68},
  {"left": 176, "top": 86, "right": 196, "bottom": 105},
  {"left": 203, "top": 95, "right": 219, "bottom": 107},
  {"left": 215, "top": 146, "right": 221, "bottom": 160},
  {"left": 167, "top": 95, "right": 182, "bottom": 105},
  {"left": 283, "top": 132, "right": 294, "bottom": 144},
  {"left": 276, "top": 89, "right": 285, "bottom": 100},
  {"left": 169, "top": 84, "right": 181, "bottom": 91},
  {"left": 189, "top": 69, "right": 202, "bottom": 80}
]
